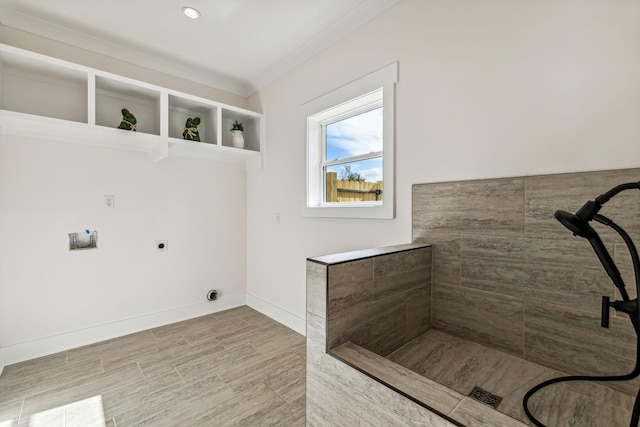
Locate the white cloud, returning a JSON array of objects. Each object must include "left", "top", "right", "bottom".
[
  {"left": 327, "top": 108, "right": 382, "bottom": 157},
  {"left": 356, "top": 166, "right": 382, "bottom": 183}
]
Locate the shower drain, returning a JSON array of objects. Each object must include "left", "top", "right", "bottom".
[{"left": 469, "top": 386, "right": 503, "bottom": 409}]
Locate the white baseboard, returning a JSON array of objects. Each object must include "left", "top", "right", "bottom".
[
  {"left": 0, "top": 294, "right": 247, "bottom": 374},
  {"left": 246, "top": 293, "right": 306, "bottom": 336}
]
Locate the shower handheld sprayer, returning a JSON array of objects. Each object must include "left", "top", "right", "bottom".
[
  {"left": 554, "top": 181, "right": 640, "bottom": 305},
  {"left": 523, "top": 181, "right": 640, "bottom": 427}
]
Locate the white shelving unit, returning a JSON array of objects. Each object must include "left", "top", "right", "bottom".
[{"left": 0, "top": 44, "right": 264, "bottom": 169}]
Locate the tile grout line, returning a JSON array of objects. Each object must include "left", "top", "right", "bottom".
[
  {"left": 265, "top": 383, "right": 289, "bottom": 404},
  {"left": 211, "top": 336, "right": 227, "bottom": 350},
  {"left": 17, "top": 398, "right": 25, "bottom": 424},
  {"left": 522, "top": 300, "right": 526, "bottom": 359},
  {"left": 447, "top": 396, "right": 466, "bottom": 416},
  {"left": 182, "top": 334, "right": 192, "bottom": 345},
  {"left": 173, "top": 366, "right": 187, "bottom": 386}
]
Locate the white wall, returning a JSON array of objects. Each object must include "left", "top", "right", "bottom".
[
  {"left": 246, "top": 0, "right": 640, "bottom": 330},
  {"left": 0, "top": 136, "right": 247, "bottom": 366}
]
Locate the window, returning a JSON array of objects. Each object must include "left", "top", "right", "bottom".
[
  {"left": 324, "top": 105, "right": 383, "bottom": 204},
  {"left": 302, "top": 62, "right": 397, "bottom": 219}
]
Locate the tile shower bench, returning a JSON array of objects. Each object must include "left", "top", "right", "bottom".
[{"left": 305, "top": 243, "right": 527, "bottom": 426}]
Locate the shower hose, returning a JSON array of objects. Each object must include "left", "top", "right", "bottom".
[{"left": 523, "top": 212, "right": 640, "bottom": 427}]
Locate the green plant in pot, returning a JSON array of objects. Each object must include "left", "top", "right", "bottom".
[
  {"left": 230, "top": 120, "right": 244, "bottom": 132},
  {"left": 183, "top": 117, "right": 201, "bottom": 142},
  {"left": 230, "top": 120, "right": 245, "bottom": 148},
  {"left": 117, "top": 108, "right": 137, "bottom": 131}
]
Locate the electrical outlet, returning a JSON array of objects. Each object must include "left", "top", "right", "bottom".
[
  {"left": 156, "top": 240, "right": 168, "bottom": 252},
  {"left": 104, "top": 195, "right": 115, "bottom": 209}
]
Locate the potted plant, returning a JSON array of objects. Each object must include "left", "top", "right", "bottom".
[
  {"left": 183, "top": 117, "right": 201, "bottom": 142},
  {"left": 117, "top": 108, "right": 137, "bottom": 131},
  {"left": 230, "top": 120, "right": 244, "bottom": 149}
]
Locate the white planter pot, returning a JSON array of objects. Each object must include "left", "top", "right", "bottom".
[{"left": 231, "top": 130, "right": 245, "bottom": 149}]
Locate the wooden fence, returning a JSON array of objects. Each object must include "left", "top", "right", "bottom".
[{"left": 326, "top": 171, "right": 383, "bottom": 202}]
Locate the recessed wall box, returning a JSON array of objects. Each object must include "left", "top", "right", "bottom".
[{"left": 69, "top": 230, "right": 97, "bottom": 250}]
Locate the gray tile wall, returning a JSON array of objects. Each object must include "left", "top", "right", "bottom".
[
  {"left": 324, "top": 246, "right": 432, "bottom": 357},
  {"left": 305, "top": 260, "right": 450, "bottom": 426},
  {"left": 413, "top": 168, "right": 640, "bottom": 382},
  {"left": 305, "top": 259, "right": 529, "bottom": 427}
]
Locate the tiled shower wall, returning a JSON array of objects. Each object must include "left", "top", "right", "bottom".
[
  {"left": 306, "top": 256, "right": 452, "bottom": 427},
  {"left": 313, "top": 245, "right": 432, "bottom": 357},
  {"left": 413, "top": 168, "right": 640, "bottom": 392}
]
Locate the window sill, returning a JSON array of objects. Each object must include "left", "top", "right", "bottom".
[{"left": 302, "top": 203, "right": 393, "bottom": 219}]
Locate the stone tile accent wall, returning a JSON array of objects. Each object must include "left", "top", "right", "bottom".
[
  {"left": 305, "top": 257, "right": 448, "bottom": 426},
  {"left": 319, "top": 245, "right": 432, "bottom": 357},
  {"left": 413, "top": 168, "right": 640, "bottom": 386},
  {"left": 305, "top": 257, "right": 528, "bottom": 427}
]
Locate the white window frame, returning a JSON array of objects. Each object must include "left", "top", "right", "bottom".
[
  {"left": 302, "top": 62, "right": 397, "bottom": 219},
  {"left": 321, "top": 102, "right": 383, "bottom": 197}
]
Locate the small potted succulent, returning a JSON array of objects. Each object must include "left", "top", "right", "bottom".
[
  {"left": 117, "top": 108, "right": 137, "bottom": 131},
  {"left": 183, "top": 117, "right": 201, "bottom": 142},
  {"left": 230, "top": 120, "right": 244, "bottom": 149}
]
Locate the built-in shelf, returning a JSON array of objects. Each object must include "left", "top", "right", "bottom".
[
  {"left": 95, "top": 76, "right": 162, "bottom": 136},
  {"left": 0, "top": 44, "right": 264, "bottom": 169},
  {"left": 221, "top": 109, "right": 261, "bottom": 152},
  {"left": 168, "top": 94, "right": 217, "bottom": 144},
  {"left": 0, "top": 48, "right": 88, "bottom": 123}
]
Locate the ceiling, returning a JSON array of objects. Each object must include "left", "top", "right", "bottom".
[{"left": 0, "top": 0, "right": 401, "bottom": 96}]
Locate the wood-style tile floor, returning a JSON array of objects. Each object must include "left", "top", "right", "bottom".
[
  {"left": 0, "top": 306, "right": 306, "bottom": 426},
  {"left": 388, "top": 329, "right": 636, "bottom": 427}
]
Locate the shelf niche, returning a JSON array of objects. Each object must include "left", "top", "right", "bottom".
[
  {"left": 95, "top": 76, "right": 161, "bottom": 136},
  {"left": 0, "top": 50, "right": 88, "bottom": 123},
  {"left": 168, "top": 95, "right": 217, "bottom": 145},
  {"left": 221, "top": 110, "right": 260, "bottom": 152}
]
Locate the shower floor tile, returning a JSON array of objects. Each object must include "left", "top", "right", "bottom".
[{"left": 387, "top": 329, "right": 636, "bottom": 426}]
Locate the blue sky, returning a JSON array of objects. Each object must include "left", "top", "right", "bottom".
[{"left": 326, "top": 107, "right": 382, "bottom": 182}]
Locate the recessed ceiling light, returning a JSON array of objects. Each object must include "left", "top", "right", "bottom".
[{"left": 182, "top": 7, "right": 201, "bottom": 19}]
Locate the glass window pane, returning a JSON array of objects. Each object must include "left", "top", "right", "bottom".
[
  {"left": 325, "top": 107, "right": 382, "bottom": 162},
  {"left": 325, "top": 158, "right": 383, "bottom": 203}
]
